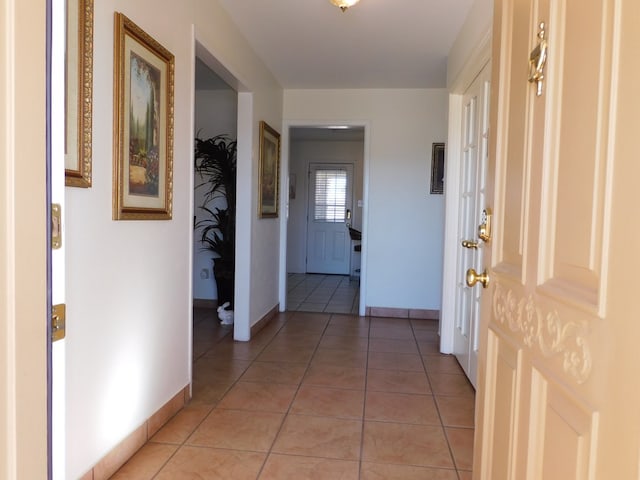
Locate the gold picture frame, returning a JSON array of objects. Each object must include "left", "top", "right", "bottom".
[
  {"left": 113, "top": 12, "right": 174, "bottom": 220},
  {"left": 65, "top": 0, "right": 93, "bottom": 187},
  {"left": 258, "top": 121, "right": 280, "bottom": 218}
]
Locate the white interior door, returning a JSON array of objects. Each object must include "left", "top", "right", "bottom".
[
  {"left": 306, "top": 163, "right": 353, "bottom": 275},
  {"left": 474, "top": 0, "right": 640, "bottom": 477},
  {"left": 453, "top": 64, "right": 491, "bottom": 388}
]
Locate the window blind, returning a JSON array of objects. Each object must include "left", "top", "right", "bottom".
[{"left": 314, "top": 169, "right": 347, "bottom": 222}]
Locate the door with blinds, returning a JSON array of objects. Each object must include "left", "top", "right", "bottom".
[{"left": 306, "top": 163, "right": 353, "bottom": 275}]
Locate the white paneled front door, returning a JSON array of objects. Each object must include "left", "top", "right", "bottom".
[
  {"left": 474, "top": 0, "right": 640, "bottom": 477},
  {"left": 306, "top": 163, "right": 353, "bottom": 275}
]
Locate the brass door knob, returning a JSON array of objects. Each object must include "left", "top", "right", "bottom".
[
  {"left": 461, "top": 240, "right": 479, "bottom": 249},
  {"left": 466, "top": 268, "right": 490, "bottom": 288}
]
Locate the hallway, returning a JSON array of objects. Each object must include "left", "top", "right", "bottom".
[
  {"left": 112, "top": 310, "right": 474, "bottom": 479},
  {"left": 287, "top": 273, "right": 360, "bottom": 314}
]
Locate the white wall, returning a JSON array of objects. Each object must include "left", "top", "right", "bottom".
[
  {"left": 193, "top": 89, "right": 237, "bottom": 300},
  {"left": 195, "top": 90, "right": 237, "bottom": 140},
  {"left": 284, "top": 90, "right": 448, "bottom": 310},
  {"left": 287, "top": 140, "right": 364, "bottom": 273},
  {"left": 64, "top": 0, "right": 282, "bottom": 477}
]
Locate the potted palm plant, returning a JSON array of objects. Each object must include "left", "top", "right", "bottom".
[{"left": 194, "top": 134, "right": 236, "bottom": 313}]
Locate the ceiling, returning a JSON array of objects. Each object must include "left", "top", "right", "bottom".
[{"left": 216, "top": 0, "right": 475, "bottom": 89}]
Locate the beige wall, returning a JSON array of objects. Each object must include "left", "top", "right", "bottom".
[{"left": 0, "top": 0, "right": 48, "bottom": 478}]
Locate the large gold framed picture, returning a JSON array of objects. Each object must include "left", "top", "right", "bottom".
[
  {"left": 113, "top": 12, "right": 174, "bottom": 220},
  {"left": 65, "top": 0, "right": 93, "bottom": 187},
  {"left": 258, "top": 121, "right": 280, "bottom": 218}
]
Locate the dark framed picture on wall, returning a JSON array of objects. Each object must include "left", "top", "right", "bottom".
[
  {"left": 430, "top": 142, "right": 446, "bottom": 194},
  {"left": 258, "top": 121, "right": 281, "bottom": 218},
  {"left": 113, "top": 12, "right": 175, "bottom": 220}
]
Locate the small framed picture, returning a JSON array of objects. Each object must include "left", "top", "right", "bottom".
[
  {"left": 258, "top": 121, "right": 281, "bottom": 218},
  {"left": 113, "top": 12, "right": 174, "bottom": 220},
  {"left": 430, "top": 142, "right": 445, "bottom": 194}
]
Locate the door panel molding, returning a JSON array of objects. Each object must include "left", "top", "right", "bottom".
[
  {"left": 491, "top": 0, "right": 531, "bottom": 280},
  {"left": 527, "top": 368, "right": 599, "bottom": 479},
  {"left": 480, "top": 328, "right": 522, "bottom": 480},
  {"left": 493, "top": 281, "right": 592, "bottom": 384},
  {"left": 536, "top": 0, "right": 617, "bottom": 316}
]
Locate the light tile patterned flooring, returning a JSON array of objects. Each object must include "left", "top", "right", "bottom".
[
  {"left": 287, "top": 273, "right": 360, "bottom": 314},
  {"left": 112, "top": 309, "right": 475, "bottom": 479}
]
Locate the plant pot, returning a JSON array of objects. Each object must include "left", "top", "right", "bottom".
[{"left": 213, "top": 258, "right": 234, "bottom": 309}]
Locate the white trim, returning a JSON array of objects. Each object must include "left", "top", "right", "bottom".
[
  {"left": 187, "top": 26, "right": 196, "bottom": 399},
  {"left": 234, "top": 92, "right": 253, "bottom": 341},
  {"left": 278, "top": 125, "right": 290, "bottom": 310},
  {"left": 440, "top": 30, "right": 492, "bottom": 354},
  {"left": 359, "top": 123, "right": 370, "bottom": 316},
  {"left": 440, "top": 94, "right": 463, "bottom": 353}
]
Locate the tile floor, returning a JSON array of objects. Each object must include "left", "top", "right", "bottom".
[
  {"left": 287, "top": 273, "right": 360, "bottom": 314},
  {"left": 112, "top": 309, "right": 475, "bottom": 479}
]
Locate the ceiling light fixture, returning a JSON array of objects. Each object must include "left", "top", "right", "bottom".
[{"left": 330, "top": 0, "right": 360, "bottom": 12}]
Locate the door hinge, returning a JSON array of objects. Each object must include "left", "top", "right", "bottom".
[
  {"left": 52, "top": 203, "right": 62, "bottom": 250},
  {"left": 52, "top": 304, "right": 66, "bottom": 342}
]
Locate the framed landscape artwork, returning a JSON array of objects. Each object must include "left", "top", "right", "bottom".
[
  {"left": 113, "top": 12, "right": 174, "bottom": 220},
  {"left": 258, "top": 121, "right": 280, "bottom": 218}
]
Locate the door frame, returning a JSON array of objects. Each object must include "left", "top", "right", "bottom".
[
  {"left": 279, "top": 120, "right": 370, "bottom": 316},
  {"left": 0, "top": 0, "right": 49, "bottom": 476},
  {"left": 441, "top": 29, "right": 492, "bottom": 354}
]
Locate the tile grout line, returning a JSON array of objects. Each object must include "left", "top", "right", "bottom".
[
  {"left": 151, "top": 314, "right": 291, "bottom": 479},
  {"left": 414, "top": 321, "right": 462, "bottom": 475},
  {"left": 412, "top": 321, "right": 469, "bottom": 478},
  {"left": 139, "top": 312, "right": 470, "bottom": 478},
  {"left": 173, "top": 314, "right": 287, "bottom": 477},
  {"left": 287, "top": 273, "right": 359, "bottom": 314},
  {"left": 149, "top": 315, "right": 239, "bottom": 479},
  {"left": 253, "top": 312, "right": 333, "bottom": 479},
  {"left": 357, "top": 316, "right": 372, "bottom": 479}
]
